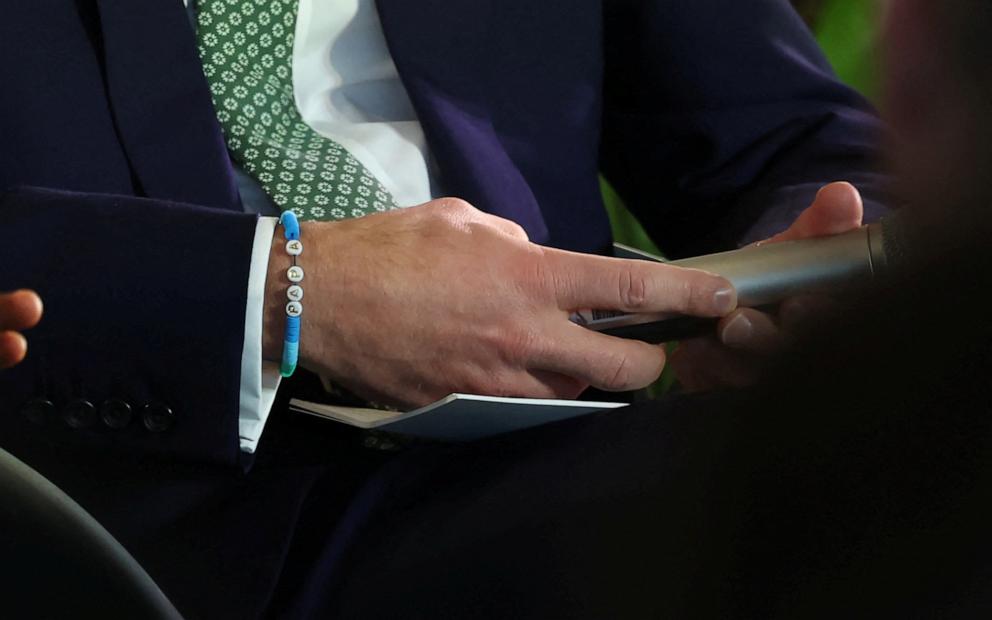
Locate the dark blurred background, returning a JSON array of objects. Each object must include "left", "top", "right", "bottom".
[
  {"left": 606, "top": 0, "right": 884, "bottom": 253},
  {"left": 605, "top": 0, "right": 885, "bottom": 392}
]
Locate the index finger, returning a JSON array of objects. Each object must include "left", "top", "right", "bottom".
[{"left": 542, "top": 249, "right": 737, "bottom": 317}]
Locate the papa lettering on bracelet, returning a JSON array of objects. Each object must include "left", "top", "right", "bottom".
[{"left": 279, "top": 211, "right": 303, "bottom": 378}]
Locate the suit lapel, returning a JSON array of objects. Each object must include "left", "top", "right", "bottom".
[
  {"left": 375, "top": 0, "right": 549, "bottom": 242},
  {"left": 94, "top": 0, "right": 241, "bottom": 211}
]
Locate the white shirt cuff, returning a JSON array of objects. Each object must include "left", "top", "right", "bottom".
[{"left": 239, "top": 216, "right": 282, "bottom": 453}]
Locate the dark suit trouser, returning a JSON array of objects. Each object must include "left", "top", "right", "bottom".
[
  {"left": 15, "top": 369, "right": 991, "bottom": 619},
  {"left": 257, "top": 378, "right": 992, "bottom": 620},
  {"left": 252, "top": 390, "right": 737, "bottom": 619}
]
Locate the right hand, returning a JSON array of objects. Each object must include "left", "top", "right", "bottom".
[
  {"left": 0, "top": 290, "right": 43, "bottom": 370},
  {"left": 265, "top": 199, "right": 737, "bottom": 408}
]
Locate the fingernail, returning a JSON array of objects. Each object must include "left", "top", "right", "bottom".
[
  {"left": 720, "top": 313, "right": 753, "bottom": 348},
  {"left": 712, "top": 286, "right": 737, "bottom": 315}
]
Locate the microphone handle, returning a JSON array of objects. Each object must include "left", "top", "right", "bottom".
[{"left": 592, "top": 223, "right": 886, "bottom": 343}]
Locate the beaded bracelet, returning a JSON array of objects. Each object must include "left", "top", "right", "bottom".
[{"left": 279, "top": 211, "right": 304, "bottom": 378}]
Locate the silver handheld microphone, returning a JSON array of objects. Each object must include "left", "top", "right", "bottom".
[{"left": 581, "top": 219, "right": 897, "bottom": 343}]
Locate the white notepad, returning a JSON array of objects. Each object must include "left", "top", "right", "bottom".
[{"left": 289, "top": 394, "right": 627, "bottom": 441}]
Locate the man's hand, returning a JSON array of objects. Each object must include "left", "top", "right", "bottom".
[
  {"left": 0, "top": 290, "right": 43, "bottom": 370},
  {"left": 265, "top": 198, "right": 737, "bottom": 408},
  {"left": 670, "top": 182, "right": 865, "bottom": 391}
]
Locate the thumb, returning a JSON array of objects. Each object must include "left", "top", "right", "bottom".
[{"left": 767, "top": 182, "right": 864, "bottom": 244}]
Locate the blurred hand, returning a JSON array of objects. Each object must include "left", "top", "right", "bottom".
[
  {"left": 670, "top": 182, "right": 864, "bottom": 391},
  {"left": 265, "top": 198, "right": 738, "bottom": 408},
  {"left": 0, "top": 290, "right": 43, "bottom": 370}
]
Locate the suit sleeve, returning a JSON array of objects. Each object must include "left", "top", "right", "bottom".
[
  {"left": 600, "top": 0, "right": 889, "bottom": 258},
  {"left": 0, "top": 186, "right": 258, "bottom": 467}
]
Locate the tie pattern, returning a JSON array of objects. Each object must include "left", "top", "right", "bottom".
[{"left": 196, "top": 0, "right": 399, "bottom": 221}]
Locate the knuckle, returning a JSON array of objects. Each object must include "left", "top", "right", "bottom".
[
  {"left": 618, "top": 267, "right": 649, "bottom": 310},
  {"left": 504, "top": 220, "right": 529, "bottom": 241},
  {"left": 502, "top": 324, "right": 544, "bottom": 363},
  {"left": 478, "top": 214, "right": 528, "bottom": 242},
  {"left": 522, "top": 247, "right": 561, "bottom": 303},
  {"left": 547, "top": 267, "right": 572, "bottom": 304},
  {"left": 480, "top": 321, "right": 543, "bottom": 365},
  {"left": 424, "top": 198, "right": 485, "bottom": 236},
  {"left": 439, "top": 197, "right": 474, "bottom": 213}
]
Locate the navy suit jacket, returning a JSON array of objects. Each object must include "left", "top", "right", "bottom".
[{"left": 0, "top": 1, "right": 887, "bottom": 616}]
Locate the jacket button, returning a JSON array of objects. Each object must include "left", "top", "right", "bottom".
[
  {"left": 63, "top": 399, "right": 97, "bottom": 429},
  {"left": 21, "top": 398, "right": 55, "bottom": 425},
  {"left": 100, "top": 399, "right": 133, "bottom": 430},
  {"left": 141, "top": 402, "right": 175, "bottom": 433}
]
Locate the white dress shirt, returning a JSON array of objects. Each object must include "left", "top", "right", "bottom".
[{"left": 184, "top": 0, "right": 438, "bottom": 452}]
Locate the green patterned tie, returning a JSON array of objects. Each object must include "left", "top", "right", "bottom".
[{"left": 196, "top": 0, "right": 400, "bottom": 221}]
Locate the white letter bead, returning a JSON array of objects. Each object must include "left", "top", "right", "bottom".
[
  {"left": 286, "top": 301, "right": 303, "bottom": 317},
  {"left": 286, "top": 239, "right": 304, "bottom": 256},
  {"left": 287, "top": 285, "right": 304, "bottom": 302},
  {"left": 287, "top": 265, "right": 304, "bottom": 283}
]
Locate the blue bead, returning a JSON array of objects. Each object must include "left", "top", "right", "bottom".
[
  {"left": 285, "top": 316, "right": 301, "bottom": 343},
  {"left": 280, "top": 210, "right": 301, "bottom": 240}
]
